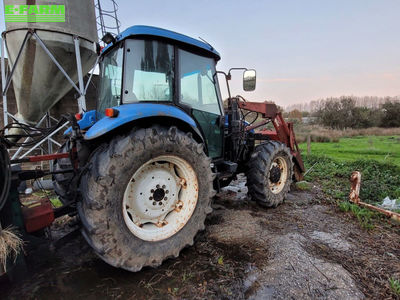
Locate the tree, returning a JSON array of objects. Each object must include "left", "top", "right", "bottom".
[
  {"left": 380, "top": 101, "right": 400, "bottom": 127},
  {"left": 351, "top": 107, "right": 375, "bottom": 128},
  {"left": 288, "top": 109, "right": 302, "bottom": 121},
  {"left": 316, "top": 97, "right": 359, "bottom": 129},
  {"left": 302, "top": 111, "right": 310, "bottom": 117}
]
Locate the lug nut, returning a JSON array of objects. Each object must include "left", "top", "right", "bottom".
[
  {"left": 175, "top": 201, "right": 183, "bottom": 212},
  {"left": 166, "top": 190, "right": 169, "bottom": 194},
  {"left": 164, "top": 197, "right": 168, "bottom": 200},
  {"left": 149, "top": 197, "right": 153, "bottom": 200},
  {"left": 151, "top": 189, "right": 154, "bottom": 193},
  {"left": 156, "top": 184, "right": 160, "bottom": 188},
  {"left": 159, "top": 202, "right": 162, "bottom": 206},
  {"left": 162, "top": 185, "right": 166, "bottom": 189},
  {"left": 153, "top": 201, "right": 157, "bottom": 205}
]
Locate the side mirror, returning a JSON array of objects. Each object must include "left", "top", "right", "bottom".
[{"left": 243, "top": 69, "right": 256, "bottom": 91}]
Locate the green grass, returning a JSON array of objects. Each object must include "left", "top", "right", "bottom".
[
  {"left": 303, "top": 152, "right": 400, "bottom": 229},
  {"left": 299, "top": 135, "right": 400, "bottom": 228},
  {"left": 299, "top": 136, "right": 400, "bottom": 166},
  {"left": 390, "top": 278, "right": 400, "bottom": 296},
  {"left": 295, "top": 181, "right": 312, "bottom": 191},
  {"left": 32, "top": 191, "right": 63, "bottom": 208},
  {"left": 50, "top": 197, "right": 63, "bottom": 208},
  {"left": 303, "top": 154, "right": 400, "bottom": 203},
  {"left": 338, "top": 201, "right": 376, "bottom": 229}
]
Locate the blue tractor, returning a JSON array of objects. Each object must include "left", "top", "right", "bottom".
[{"left": 1, "top": 25, "right": 304, "bottom": 272}]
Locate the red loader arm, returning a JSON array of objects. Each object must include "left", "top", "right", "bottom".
[{"left": 238, "top": 101, "right": 305, "bottom": 181}]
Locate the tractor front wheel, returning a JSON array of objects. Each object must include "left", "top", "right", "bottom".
[
  {"left": 79, "top": 126, "right": 214, "bottom": 271},
  {"left": 246, "top": 141, "right": 293, "bottom": 207}
]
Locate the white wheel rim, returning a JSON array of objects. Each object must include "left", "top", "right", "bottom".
[
  {"left": 122, "top": 155, "right": 198, "bottom": 242},
  {"left": 268, "top": 156, "right": 288, "bottom": 194}
]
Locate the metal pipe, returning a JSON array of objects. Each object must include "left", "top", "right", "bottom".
[
  {"left": 358, "top": 202, "right": 400, "bottom": 222},
  {"left": 11, "top": 114, "right": 48, "bottom": 160},
  {"left": 46, "top": 112, "right": 53, "bottom": 171},
  {"left": 112, "top": 0, "right": 120, "bottom": 35},
  {"left": 18, "top": 122, "right": 69, "bottom": 159},
  {"left": 97, "top": 0, "right": 106, "bottom": 38},
  {"left": 2, "top": 32, "right": 31, "bottom": 96},
  {"left": 84, "top": 55, "right": 100, "bottom": 94},
  {"left": 47, "top": 138, "right": 61, "bottom": 147},
  {"left": 349, "top": 171, "right": 400, "bottom": 222},
  {"left": 73, "top": 36, "right": 87, "bottom": 112},
  {"left": 1, "top": 37, "right": 7, "bottom": 130},
  {"left": 32, "top": 31, "right": 81, "bottom": 94}
]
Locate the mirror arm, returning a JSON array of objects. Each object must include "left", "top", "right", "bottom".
[
  {"left": 227, "top": 67, "right": 248, "bottom": 78},
  {"left": 216, "top": 70, "right": 232, "bottom": 100}
]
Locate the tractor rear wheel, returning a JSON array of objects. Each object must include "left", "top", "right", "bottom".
[
  {"left": 79, "top": 126, "right": 215, "bottom": 271},
  {"left": 246, "top": 141, "right": 293, "bottom": 207}
]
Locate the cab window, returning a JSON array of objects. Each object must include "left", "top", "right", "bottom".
[
  {"left": 179, "top": 50, "right": 221, "bottom": 115},
  {"left": 123, "top": 39, "right": 174, "bottom": 102},
  {"left": 97, "top": 46, "right": 123, "bottom": 119}
]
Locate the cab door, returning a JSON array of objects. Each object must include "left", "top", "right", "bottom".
[{"left": 178, "top": 49, "right": 224, "bottom": 158}]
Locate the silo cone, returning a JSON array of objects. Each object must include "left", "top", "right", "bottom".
[{"left": 3, "top": 0, "right": 98, "bottom": 131}]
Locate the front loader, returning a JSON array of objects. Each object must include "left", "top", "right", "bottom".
[{"left": 0, "top": 25, "right": 304, "bottom": 273}]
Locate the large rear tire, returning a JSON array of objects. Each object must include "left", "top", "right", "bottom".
[
  {"left": 246, "top": 141, "right": 293, "bottom": 207},
  {"left": 79, "top": 126, "right": 215, "bottom": 271}
]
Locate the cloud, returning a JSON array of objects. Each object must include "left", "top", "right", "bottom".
[{"left": 381, "top": 73, "right": 398, "bottom": 80}]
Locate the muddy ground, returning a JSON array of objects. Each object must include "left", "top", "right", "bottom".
[{"left": 1, "top": 175, "right": 400, "bottom": 299}]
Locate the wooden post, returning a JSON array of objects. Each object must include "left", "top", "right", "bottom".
[{"left": 307, "top": 135, "right": 311, "bottom": 155}]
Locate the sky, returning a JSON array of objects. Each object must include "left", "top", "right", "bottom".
[{"left": 1, "top": 0, "right": 400, "bottom": 107}]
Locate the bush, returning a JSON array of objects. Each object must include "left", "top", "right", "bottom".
[
  {"left": 381, "top": 101, "right": 400, "bottom": 127},
  {"left": 315, "top": 98, "right": 400, "bottom": 129}
]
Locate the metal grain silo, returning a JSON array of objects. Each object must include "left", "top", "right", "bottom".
[{"left": 3, "top": 0, "right": 98, "bottom": 126}]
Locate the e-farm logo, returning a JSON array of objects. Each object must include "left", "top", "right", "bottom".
[{"left": 4, "top": 4, "right": 65, "bottom": 23}]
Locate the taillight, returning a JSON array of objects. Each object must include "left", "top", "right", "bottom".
[
  {"left": 105, "top": 108, "right": 119, "bottom": 118},
  {"left": 75, "top": 113, "right": 83, "bottom": 121}
]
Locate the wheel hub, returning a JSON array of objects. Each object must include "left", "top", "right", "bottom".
[
  {"left": 153, "top": 188, "right": 165, "bottom": 202},
  {"left": 122, "top": 155, "right": 199, "bottom": 242},
  {"left": 268, "top": 156, "right": 289, "bottom": 194},
  {"left": 269, "top": 166, "right": 281, "bottom": 183}
]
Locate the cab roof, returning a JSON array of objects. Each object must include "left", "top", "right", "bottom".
[{"left": 105, "top": 25, "right": 220, "bottom": 61}]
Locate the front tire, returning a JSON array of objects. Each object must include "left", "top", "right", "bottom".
[
  {"left": 79, "top": 126, "right": 214, "bottom": 271},
  {"left": 246, "top": 141, "right": 293, "bottom": 207}
]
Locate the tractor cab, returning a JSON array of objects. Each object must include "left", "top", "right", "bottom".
[{"left": 93, "top": 25, "right": 254, "bottom": 159}]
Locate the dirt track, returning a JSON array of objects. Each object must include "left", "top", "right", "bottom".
[{"left": 2, "top": 175, "right": 400, "bottom": 299}]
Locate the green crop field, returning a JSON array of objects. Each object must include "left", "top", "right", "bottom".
[
  {"left": 299, "top": 136, "right": 400, "bottom": 166},
  {"left": 297, "top": 135, "right": 400, "bottom": 209}
]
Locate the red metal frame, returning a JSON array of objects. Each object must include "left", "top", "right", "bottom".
[
  {"left": 27, "top": 152, "right": 70, "bottom": 162},
  {"left": 11, "top": 147, "right": 78, "bottom": 166},
  {"left": 12, "top": 145, "right": 78, "bottom": 232},
  {"left": 238, "top": 101, "right": 305, "bottom": 180}
]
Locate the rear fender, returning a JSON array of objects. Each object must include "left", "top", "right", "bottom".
[{"left": 84, "top": 103, "right": 203, "bottom": 142}]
